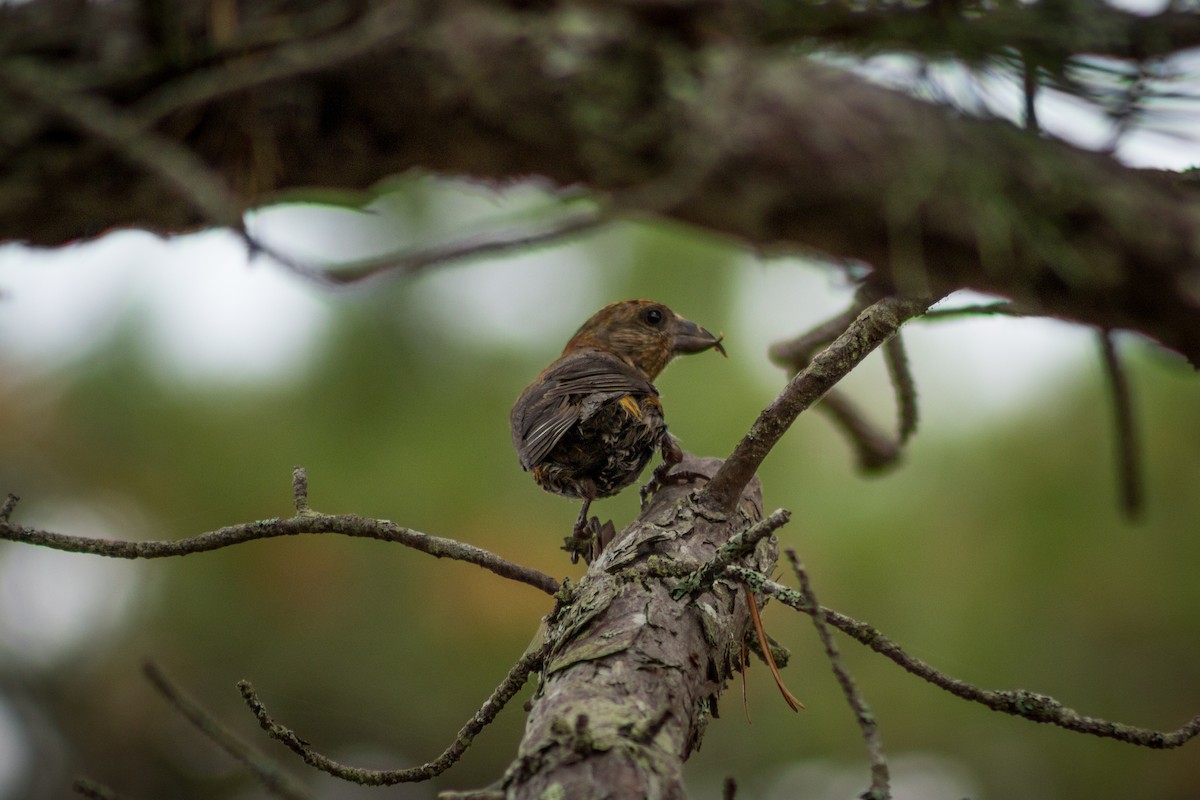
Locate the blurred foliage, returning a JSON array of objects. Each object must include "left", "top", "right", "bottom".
[{"left": 1, "top": 190, "right": 1200, "bottom": 800}]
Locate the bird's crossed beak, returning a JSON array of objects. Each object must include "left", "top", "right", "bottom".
[{"left": 670, "top": 315, "right": 727, "bottom": 358}]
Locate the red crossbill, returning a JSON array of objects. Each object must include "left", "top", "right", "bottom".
[{"left": 510, "top": 299, "right": 725, "bottom": 561}]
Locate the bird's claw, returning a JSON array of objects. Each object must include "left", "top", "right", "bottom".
[
  {"left": 641, "top": 462, "right": 708, "bottom": 507},
  {"left": 563, "top": 516, "right": 616, "bottom": 565}
]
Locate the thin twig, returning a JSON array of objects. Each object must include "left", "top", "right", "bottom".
[
  {"left": 0, "top": 511, "right": 559, "bottom": 595},
  {"left": 143, "top": 662, "right": 315, "bottom": 800},
  {"left": 727, "top": 566, "right": 1200, "bottom": 749},
  {"left": 240, "top": 642, "right": 548, "bottom": 785},
  {"left": 1098, "top": 330, "right": 1143, "bottom": 519},
  {"left": 2, "top": 469, "right": 556, "bottom": 593},
  {"left": 291, "top": 466, "right": 310, "bottom": 514},
  {"left": 703, "top": 295, "right": 938, "bottom": 512},
  {"left": 670, "top": 509, "right": 791, "bottom": 599},
  {"left": 0, "top": 493, "right": 16, "bottom": 522},
  {"left": 882, "top": 334, "right": 918, "bottom": 445},
  {"left": 770, "top": 295, "right": 906, "bottom": 472},
  {"left": 787, "top": 551, "right": 889, "bottom": 800},
  {"left": 1022, "top": 52, "right": 1041, "bottom": 134},
  {"left": 814, "top": 390, "right": 901, "bottom": 472},
  {"left": 256, "top": 208, "right": 609, "bottom": 286}
]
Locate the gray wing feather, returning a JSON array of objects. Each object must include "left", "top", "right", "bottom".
[{"left": 511, "top": 351, "right": 656, "bottom": 470}]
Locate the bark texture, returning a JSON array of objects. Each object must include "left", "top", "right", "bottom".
[
  {"left": 2, "top": 0, "right": 1199, "bottom": 362},
  {"left": 506, "top": 454, "right": 770, "bottom": 798}
]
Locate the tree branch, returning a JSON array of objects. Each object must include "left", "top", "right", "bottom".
[
  {"left": 4, "top": 1, "right": 1200, "bottom": 363},
  {"left": 1098, "top": 330, "right": 1143, "bottom": 519},
  {"left": 729, "top": 567, "right": 1200, "bottom": 750},
  {"left": 701, "top": 295, "right": 937, "bottom": 513},
  {"left": 240, "top": 642, "right": 549, "bottom": 785},
  {"left": 143, "top": 662, "right": 315, "bottom": 800},
  {"left": 0, "top": 470, "right": 559, "bottom": 596},
  {"left": 787, "top": 551, "right": 889, "bottom": 800}
]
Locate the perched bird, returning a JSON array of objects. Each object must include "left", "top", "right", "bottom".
[{"left": 510, "top": 299, "right": 725, "bottom": 561}]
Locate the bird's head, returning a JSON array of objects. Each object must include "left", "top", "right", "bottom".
[{"left": 562, "top": 299, "right": 725, "bottom": 379}]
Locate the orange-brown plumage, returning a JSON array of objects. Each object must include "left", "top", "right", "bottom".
[{"left": 510, "top": 299, "right": 724, "bottom": 560}]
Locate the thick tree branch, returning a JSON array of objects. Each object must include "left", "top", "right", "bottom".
[
  {"left": 504, "top": 454, "right": 771, "bottom": 799},
  {"left": 2, "top": 1, "right": 1199, "bottom": 362}
]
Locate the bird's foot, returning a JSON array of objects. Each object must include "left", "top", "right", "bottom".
[
  {"left": 641, "top": 461, "right": 708, "bottom": 507},
  {"left": 562, "top": 516, "right": 616, "bottom": 565}
]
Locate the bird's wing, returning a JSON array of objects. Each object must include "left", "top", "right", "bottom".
[{"left": 511, "top": 351, "right": 656, "bottom": 470}]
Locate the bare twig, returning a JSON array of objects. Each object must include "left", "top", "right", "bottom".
[
  {"left": 0, "top": 469, "right": 559, "bottom": 595},
  {"left": 703, "top": 295, "right": 938, "bottom": 512},
  {"left": 787, "top": 551, "right": 889, "bottom": 800},
  {"left": 882, "top": 334, "right": 918, "bottom": 444},
  {"left": 728, "top": 566, "right": 1200, "bottom": 750},
  {"left": 0, "top": 493, "right": 17, "bottom": 522},
  {"left": 256, "top": 208, "right": 608, "bottom": 286},
  {"left": 769, "top": 294, "right": 906, "bottom": 472},
  {"left": 1022, "top": 52, "right": 1041, "bottom": 134},
  {"left": 0, "top": 511, "right": 558, "bottom": 594},
  {"left": 240, "top": 642, "right": 548, "bottom": 785},
  {"left": 1099, "top": 330, "right": 1143, "bottom": 518},
  {"left": 814, "top": 390, "right": 902, "bottom": 472},
  {"left": 291, "top": 466, "right": 310, "bottom": 514},
  {"left": 143, "top": 662, "right": 315, "bottom": 800}
]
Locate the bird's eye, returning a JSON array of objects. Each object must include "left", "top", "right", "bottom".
[{"left": 643, "top": 308, "right": 664, "bottom": 326}]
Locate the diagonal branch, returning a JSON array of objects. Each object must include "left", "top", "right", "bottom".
[
  {"left": 787, "top": 551, "right": 889, "bottom": 800},
  {"left": 239, "top": 642, "right": 549, "bottom": 785},
  {"left": 0, "top": 58, "right": 245, "bottom": 231},
  {"left": 258, "top": 207, "right": 609, "bottom": 285},
  {"left": 701, "top": 295, "right": 938, "bottom": 513},
  {"left": 143, "top": 662, "right": 315, "bottom": 800}
]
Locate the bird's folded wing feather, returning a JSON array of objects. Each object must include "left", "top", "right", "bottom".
[{"left": 512, "top": 351, "right": 657, "bottom": 470}]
